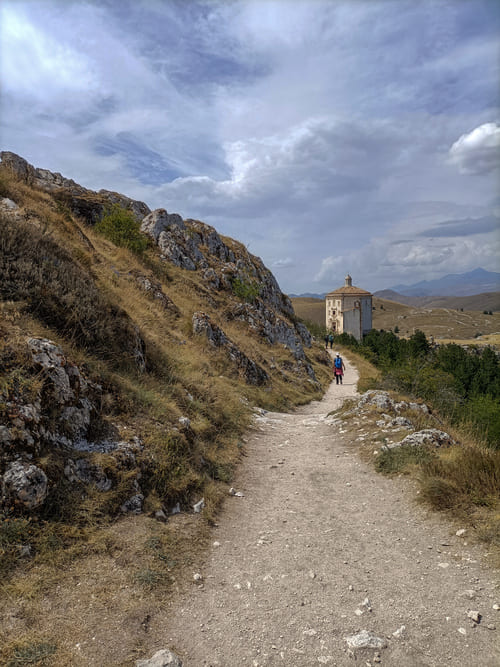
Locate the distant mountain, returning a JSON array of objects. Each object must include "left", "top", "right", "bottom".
[
  {"left": 387, "top": 268, "right": 500, "bottom": 297},
  {"left": 288, "top": 292, "right": 326, "bottom": 299}
]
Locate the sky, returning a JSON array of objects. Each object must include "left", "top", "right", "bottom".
[{"left": 1, "top": 0, "right": 499, "bottom": 295}]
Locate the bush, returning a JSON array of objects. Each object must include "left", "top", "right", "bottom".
[
  {"left": 231, "top": 278, "right": 261, "bottom": 303},
  {"left": 95, "top": 205, "right": 148, "bottom": 254}
]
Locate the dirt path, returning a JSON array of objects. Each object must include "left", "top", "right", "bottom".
[{"left": 161, "top": 357, "right": 499, "bottom": 666}]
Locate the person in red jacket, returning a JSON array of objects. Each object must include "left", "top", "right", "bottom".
[{"left": 333, "top": 352, "right": 346, "bottom": 385}]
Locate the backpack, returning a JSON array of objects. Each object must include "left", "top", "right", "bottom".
[{"left": 334, "top": 356, "right": 342, "bottom": 369}]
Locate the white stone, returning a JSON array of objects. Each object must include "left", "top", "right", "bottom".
[
  {"left": 135, "top": 648, "right": 183, "bottom": 667},
  {"left": 345, "top": 630, "right": 386, "bottom": 650},
  {"left": 193, "top": 573, "right": 202, "bottom": 581},
  {"left": 193, "top": 498, "right": 205, "bottom": 513},
  {"left": 458, "top": 627, "right": 467, "bottom": 635},
  {"left": 392, "top": 625, "right": 405, "bottom": 638},
  {"left": 456, "top": 529, "right": 466, "bottom": 537}
]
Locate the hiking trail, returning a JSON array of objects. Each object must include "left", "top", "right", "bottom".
[{"left": 160, "top": 356, "right": 499, "bottom": 666}]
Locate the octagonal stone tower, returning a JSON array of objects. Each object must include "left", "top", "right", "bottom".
[{"left": 325, "top": 274, "right": 372, "bottom": 341}]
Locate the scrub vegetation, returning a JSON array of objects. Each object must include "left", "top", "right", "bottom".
[{"left": 329, "top": 330, "right": 500, "bottom": 555}]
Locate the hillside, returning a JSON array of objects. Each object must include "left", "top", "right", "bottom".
[
  {"left": 291, "top": 295, "right": 500, "bottom": 344},
  {"left": 374, "top": 289, "right": 500, "bottom": 312},
  {"left": 0, "top": 152, "right": 333, "bottom": 655}
]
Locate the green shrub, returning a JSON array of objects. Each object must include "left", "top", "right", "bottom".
[
  {"left": 95, "top": 205, "right": 148, "bottom": 254},
  {"left": 231, "top": 278, "right": 261, "bottom": 303},
  {"left": 6, "top": 641, "right": 57, "bottom": 666},
  {"left": 464, "top": 395, "right": 500, "bottom": 449}
]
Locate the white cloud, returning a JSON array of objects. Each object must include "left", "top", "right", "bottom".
[
  {"left": 1, "top": 0, "right": 499, "bottom": 295},
  {"left": 271, "top": 257, "right": 294, "bottom": 269},
  {"left": 449, "top": 122, "right": 500, "bottom": 174}
]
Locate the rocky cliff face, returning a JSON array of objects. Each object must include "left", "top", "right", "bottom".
[
  {"left": 0, "top": 152, "right": 325, "bottom": 521},
  {"left": 0, "top": 151, "right": 151, "bottom": 223}
]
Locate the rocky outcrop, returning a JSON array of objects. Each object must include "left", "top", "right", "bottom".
[
  {"left": 226, "top": 302, "right": 311, "bottom": 360},
  {"left": 0, "top": 152, "right": 150, "bottom": 224},
  {"left": 335, "top": 390, "right": 457, "bottom": 452},
  {"left": 1, "top": 152, "right": 313, "bottom": 384},
  {"left": 355, "top": 390, "right": 430, "bottom": 415},
  {"left": 2, "top": 461, "right": 48, "bottom": 510},
  {"left": 384, "top": 429, "right": 457, "bottom": 450},
  {"left": 0, "top": 336, "right": 147, "bottom": 513},
  {"left": 192, "top": 312, "right": 269, "bottom": 386},
  {"left": 132, "top": 272, "right": 180, "bottom": 315},
  {"left": 0, "top": 338, "right": 102, "bottom": 462}
]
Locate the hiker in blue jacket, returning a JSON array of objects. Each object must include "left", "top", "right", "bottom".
[{"left": 333, "top": 352, "right": 346, "bottom": 385}]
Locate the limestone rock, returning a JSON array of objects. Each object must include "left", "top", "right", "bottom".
[
  {"left": 140, "top": 208, "right": 185, "bottom": 242},
  {"left": 1, "top": 151, "right": 150, "bottom": 224},
  {"left": 345, "top": 630, "right": 387, "bottom": 650},
  {"left": 385, "top": 429, "right": 457, "bottom": 450},
  {"left": 135, "top": 648, "right": 183, "bottom": 667},
  {"left": 2, "top": 461, "right": 48, "bottom": 509},
  {"left": 193, "top": 498, "right": 205, "bottom": 513},
  {"left": 193, "top": 312, "right": 269, "bottom": 385},
  {"left": 27, "top": 338, "right": 74, "bottom": 404},
  {"left": 64, "top": 458, "right": 112, "bottom": 491},
  {"left": 120, "top": 493, "right": 144, "bottom": 514},
  {"left": 97, "top": 189, "right": 150, "bottom": 222},
  {"left": 133, "top": 273, "right": 180, "bottom": 315}
]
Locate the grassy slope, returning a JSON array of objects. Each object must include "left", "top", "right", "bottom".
[
  {"left": 291, "top": 295, "right": 500, "bottom": 344},
  {"left": 0, "top": 168, "right": 333, "bottom": 663}
]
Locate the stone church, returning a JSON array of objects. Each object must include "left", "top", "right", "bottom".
[{"left": 325, "top": 274, "right": 372, "bottom": 341}]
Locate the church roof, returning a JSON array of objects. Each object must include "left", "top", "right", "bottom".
[{"left": 326, "top": 285, "right": 372, "bottom": 297}]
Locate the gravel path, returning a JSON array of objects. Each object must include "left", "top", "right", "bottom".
[{"left": 163, "top": 357, "right": 499, "bottom": 666}]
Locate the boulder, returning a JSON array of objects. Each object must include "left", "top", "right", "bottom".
[
  {"left": 140, "top": 208, "right": 185, "bottom": 242},
  {"left": 385, "top": 429, "right": 457, "bottom": 450},
  {"left": 2, "top": 461, "right": 48, "bottom": 509}
]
